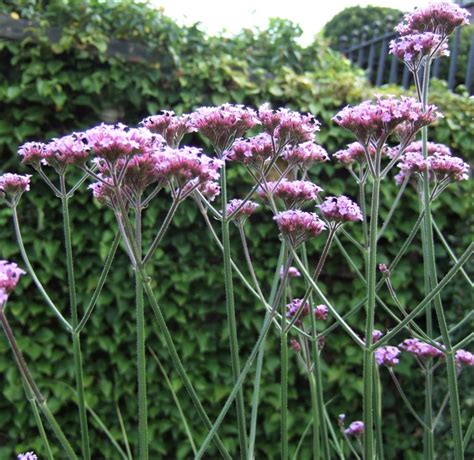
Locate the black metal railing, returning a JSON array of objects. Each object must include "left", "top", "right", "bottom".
[{"left": 337, "top": 2, "right": 474, "bottom": 94}]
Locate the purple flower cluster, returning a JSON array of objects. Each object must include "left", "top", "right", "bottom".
[
  {"left": 314, "top": 304, "right": 328, "bottom": 320},
  {"left": 0, "top": 260, "right": 25, "bottom": 306},
  {"left": 333, "top": 142, "right": 376, "bottom": 166},
  {"left": 286, "top": 298, "right": 310, "bottom": 319},
  {"left": 372, "top": 329, "right": 384, "bottom": 342},
  {"left": 44, "top": 133, "right": 90, "bottom": 169},
  {"left": 395, "top": 2, "right": 470, "bottom": 38},
  {"left": 84, "top": 124, "right": 159, "bottom": 162},
  {"left": 280, "top": 266, "right": 301, "bottom": 279},
  {"left": 400, "top": 338, "right": 445, "bottom": 359},
  {"left": 259, "top": 179, "right": 322, "bottom": 208},
  {"left": 282, "top": 142, "right": 329, "bottom": 168},
  {"left": 226, "top": 199, "right": 259, "bottom": 221},
  {"left": 141, "top": 111, "right": 194, "bottom": 148},
  {"left": 0, "top": 173, "right": 31, "bottom": 195},
  {"left": 334, "top": 96, "right": 440, "bottom": 147},
  {"left": 344, "top": 421, "right": 364, "bottom": 437},
  {"left": 390, "top": 33, "right": 449, "bottom": 70},
  {"left": 274, "top": 210, "right": 326, "bottom": 246},
  {"left": 395, "top": 150, "right": 469, "bottom": 185},
  {"left": 17, "top": 453, "right": 38, "bottom": 460},
  {"left": 319, "top": 196, "right": 363, "bottom": 223},
  {"left": 226, "top": 134, "right": 274, "bottom": 169},
  {"left": 455, "top": 349, "right": 474, "bottom": 367},
  {"left": 258, "top": 104, "right": 320, "bottom": 147},
  {"left": 18, "top": 142, "right": 47, "bottom": 166},
  {"left": 191, "top": 104, "right": 259, "bottom": 153},
  {"left": 375, "top": 346, "right": 401, "bottom": 367}
]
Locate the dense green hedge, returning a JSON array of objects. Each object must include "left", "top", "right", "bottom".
[{"left": 1, "top": 1, "right": 472, "bottom": 458}]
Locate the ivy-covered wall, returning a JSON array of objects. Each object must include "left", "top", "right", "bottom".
[{"left": 0, "top": 1, "right": 472, "bottom": 458}]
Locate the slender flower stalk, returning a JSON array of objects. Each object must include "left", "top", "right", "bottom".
[
  {"left": 281, "top": 256, "right": 289, "bottom": 460},
  {"left": 59, "top": 174, "right": 91, "bottom": 460},
  {"left": 135, "top": 203, "right": 148, "bottom": 459},
  {"left": 220, "top": 163, "right": 248, "bottom": 459},
  {"left": 418, "top": 59, "right": 464, "bottom": 460}
]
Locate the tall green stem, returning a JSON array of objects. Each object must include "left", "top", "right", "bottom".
[
  {"left": 419, "top": 60, "right": 463, "bottom": 460},
  {"left": 248, "top": 244, "right": 285, "bottom": 459},
  {"left": 363, "top": 174, "right": 381, "bottom": 460},
  {"left": 0, "top": 312, "right": 78, "bottom": 459},
  {"left": 373, "top": 364, "right": 384, "bottom": 460},
  {"left": 60, "top": 174, "right": 90, "bottom": 460},
  {"left": 281, "top": 290, "right": 289, "bottom": 460},
  {"left": 135, "top": 206, "right": 148, "bottom": 459},
  {"left": 220, "top": 163, "right": 248, "bottom": 459}
]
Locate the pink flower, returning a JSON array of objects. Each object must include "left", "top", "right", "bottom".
[
  {"left": 283, "top": 142, "right": 329, "bottom": 167},
  {"left": 274, "top": 210, "right": 326, "bottom": 246},
  {"left": 400, "top": 338, "right": 445, "bottom": 359},
  {"left": 314, "top": 304, "right": 328, "bottom": 320},
  {"left": 191, "top": 104, "right": 259, "bottom": 153},
  {"left": 333, "top": 96, "right": 441, "bottom": 147},
  {"left": 395, "top": 2, "right": 470, "bottom": 38},
  {"left": 290, "top": 339, "right": 302, "bottom": 352},
  {"left": 0, "top": 260, "right": 26, "bottom": 306},
  {"left": 226, "top": 134, "right": 274, "bottom": 169},
  {"left": 319, "top": 196, "right": 363, "bottom": 222},
  {"left": 455, "top": 349, "right": 474, "bottom": 367},
  {"left": 84, "top": 124, "right": 157, "bottom": 161},
  {"left": 258, "top": 104, "right": 320, "bottom": 147},
  {"left": 345, "top": 421, "right": 364, "bottom": 437},
  {"left": 390, "top": 33, "right": 449, "bottom": 70},
  {"left": 280, "top": 266, "right": 301, "bottom": 279},
  {"left": 388, "top": 140, "right": 452, "bottom": 160},
  {"left": 88, "top": 175, "right": 118, "bottom": 207},
  {"left": 375, "top": 346, "right": 401, "bottom": 367},
  {"left": 226, "top": 199, "right": 259, "bottom": 221},
  {"left": 259, "top": 179, "right": 322, "bottom": 208},
  {"left": 0, "top": 173, "right": 31, "bottom": 195},
  {"left": 286, "top": 298, "right": 310, "bottom": 319},
  {"left": 378, "top": 264, "right": 390, "bottom": 277},
  {"left": 333, "top": 142, "right": 376, "bottom": 165},
  {"left": 154, "top": 147, "right": 223, "bottom": 199},
  {"left": 372, "top": 329, "right": 384, "bottom": 342},
  {"left": 141, "top": 111, "right": 194, "bottom": 148},
  {"left": 18, "top": 142, "right": 47, "bottom": 166},
  {"left": 120, "top": 153, "right": 163, "bottom": 194},
  {"left": 0, "top": 174, "right": 31, "bottom": 205},
  {"left": 45, "top": 133, "right": 90, "bottom": 168}
]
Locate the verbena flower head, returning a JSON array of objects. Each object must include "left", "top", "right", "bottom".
[
  {"left": 314, "top": 304, "right": 328, "bottom": 320},
  {"left": 18, "top": 142, "right": 47, "bottom": 166},
  {"left": 396, "top": 150, "right": 469, "bottom": 184},
  {"left": 141, "top": 111, "right": 194, "bottom": 148},
  {"left": 390, "top": 33, "right": 449, "bottom": 71},
  {"left": 0, "top": 173, "right": 31, "bottom": 206},
  {"left": 258, "top": 104, "right": 320, "bottom": 148},
  {"left": 88, "top": 175, "right": 120, "bottom": 208},
  {"left": 259, "top": 179, "right": 322, "bottom": 209},
  {"left": 84, "top": 124, "right": 157, "bottom": 162},
  {"left": 274, "top": 210, "right": 326, "bottom": 247},
  {"left": 17, "top": 453, "right": 38, "bottom": 460},
  {"left": 154, "top": 147, "right": 223, "bottom": 199},
  {"left": 375, "top": 346, "right": 401, "bottom": 367},
  {"left": 333, "top": 142, "right": 376, "bottom": 166},
  {"left": 345, "top": 421, "right": 364, "bottom": 437},
  {"left": 226, "top": 134, "right": 274, "bottom": 169},
  {"left": 283, "top": 142, "right": 329, "bottom": 168},
  {"left": 388, "top": 140, "right": 452, "bottom": 159},
  {"left": 120, "top": 152, "right": 163, "bottom": 195},
  {"left": 280, "top": 266, "right": 301, "bottom": 278},
  {"left": 333, "top": 96, "right": 441, "bottom": 147},
  {"left": 290, "top": 338, "right": 302, "bottom": 352},
  {"left": 378, "top": 264, "right": 390, "bottom": 277},
  {"left": 395, "top": 2, "right": 470, "bottom": 38},
  {"left": 455, "top": 349, "right": 474, "bottom": 367},
  {"left": 190, "top": 104, "right": 259, "bottom": 153},
  {"left": 319, "top": 196, "right": 363, "bottom": 223},
  {"left": 373, "top": 329, "right": 384, "bottom": 342},
  {"left": 226, "top": 199, "right": 259, "bottom": 223},
  {"left": 286, "top": 298, "right": 310, "bottom": 320},
  {"left": 45, "top": 133, "right": 90, "bottom": 170},
  {"left": 400, "top": 338, "right": 445, "bottom": 359},
  {"left": 0, "top": 260, "right": 26, "bottom": 307}
]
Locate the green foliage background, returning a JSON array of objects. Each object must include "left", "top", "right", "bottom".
[{"left": 0, "top": 1, "right": 472, "bottom": 458}]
